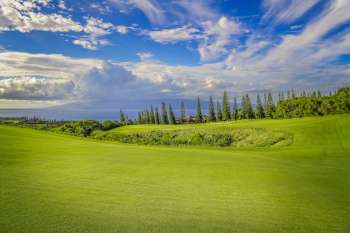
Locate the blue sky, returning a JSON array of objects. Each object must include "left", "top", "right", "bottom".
[{"left": 0, "top": 0, "right": 350, "bottom": 109}]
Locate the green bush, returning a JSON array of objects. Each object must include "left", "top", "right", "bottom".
[
  {"left": 56, "top": 120, "right": 101, "bottom": 137},
  {"left": 93, "top": 127, "right": 292, "bottom": 148},
  {"left": 101, "top": 120, "right": 119, "bottom": 131}
]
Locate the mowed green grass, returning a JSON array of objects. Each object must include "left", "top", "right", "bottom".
[{"left": 1, "top": 115, "right": 350, "bottom": 233}]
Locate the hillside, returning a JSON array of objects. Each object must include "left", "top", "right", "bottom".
[{"left": 0, "top": 115, "right": 349, "bottom": 233}]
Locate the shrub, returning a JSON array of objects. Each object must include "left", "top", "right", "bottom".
[
  {"left": 93, "top": 127, "right": 292, "bottom": 148},
  {"left": 101, "top": 120, "right": 119, "bottom": 131}
]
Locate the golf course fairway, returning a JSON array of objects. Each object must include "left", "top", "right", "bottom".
[{"left": 1, "top": 115, "right": 349, "bottom": 233}]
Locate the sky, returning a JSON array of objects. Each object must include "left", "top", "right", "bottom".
[{"left": 0, "top": 0, "right": 350, "bottom": 111}]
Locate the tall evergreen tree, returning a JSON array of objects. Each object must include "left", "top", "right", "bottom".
[
  {"left": 216, "top": 100, "right": 223, "bottom": 121},
  {"left": 154, "top": 107, "right": 160, "bottom": 124},
  {"left": 232, "top": 97, "right": 239, "bottom": 120},
  {"left": 240, "top": 96, "right": 246, "bottom": 119},
  {"left": 196, "top": 97, "right": 203, "bottom": 123},
  {"left": 137, "top": 112, "right": 142, "bottom": 124},
  {"left": 208, "top": 96, "right": 216, "bottom": 122},
  {"left": 255, "top": 94, "right": 265, "bottom": 119},
  {"left": 150, "top": 105, "right": 155, "bottom": 124},
  {"left": 242, "top": 94, "right": 254, "bottom": 119},
  {"left": 119, "top": 109, "right": 126, "bottom": 123},
  {"left": 161, "top": 102, "right": 169, "bottom": 124},
  {"left": 291, "top": 89, "right": 296, "bottom": 99},
  {"left": 222, "top": 91, "right": 231, "bottom": 120},
  {"left": 180, "top": 100, "right": 186, "bottom": 124},
  {"left": 265, "top": 92, "right": 275, "bottom": 118},
  {"left": 145, "top": 110, "right": 150, "bottom": 124},
  {"left": 168, "top": 104, "right": 176, "bottom": 124}
]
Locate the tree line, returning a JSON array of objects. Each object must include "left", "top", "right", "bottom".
[{"left": 120, "top": 87, "right": 350, "bottom": 125}]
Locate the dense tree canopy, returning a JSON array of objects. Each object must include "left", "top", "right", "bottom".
[{"left": 132, "top": 87, "right": 349, "bottom": 125}]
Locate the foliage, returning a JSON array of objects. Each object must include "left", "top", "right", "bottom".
[
  {"left": 168, "top": 104, "right": 176, "bottom": 124},
  {"left": 101, "top": 120, "right": 119, "bottom": 131},
  {"left": 208, "top": 96, "right": 216, "bottom": 122},
  {"left": 55, "top": 120, "right": 101, "bottom": 137},
  {"left": 180, "top": 100, "right": 186, "bottom": 124},
  {"left": 216, "top": 100, "right": 223, "bottom": 121},
  {"left": 93, "top": 127, "right": 292, "bottom": 148},
  {"left": 275, "top": 87, "right": 350, "bottom": 118},
  {"left": 161, "top": 102, "right": 169, "bottom": 124},
  {"left": 222, "top": 91, "right": 231, "bottom": 120},
  {"left": 196, "top": 97, "right": 203, "bottom": 123}
]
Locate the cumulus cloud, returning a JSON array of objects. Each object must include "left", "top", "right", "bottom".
[
  {"left": 0, "top": 0, "right": 83, "bottom": 32},
  {"left": 0, "top": 51, "right": 165, "bottom": 105},
  {"left": 0, "top": 0, "right": 116, "bottom": 50},
  {"left": 0, "top": 76, "right": 74, "bottom": 100},
  {"left": 73, "top": 17, "right": 114, "bottom": 50},
  {"left": 75, "top": 63, "right": 162, "bottom": 101}
]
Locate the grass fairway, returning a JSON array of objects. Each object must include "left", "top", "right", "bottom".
[{"left": 1, "top": 115, "right": 350, "bottom": 233}]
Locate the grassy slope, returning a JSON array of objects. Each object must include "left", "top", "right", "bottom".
[{"left": 0, "top": 115, "right": 349, "bottom": 233}]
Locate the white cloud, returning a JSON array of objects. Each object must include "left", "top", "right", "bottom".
[
  {"left": 0, "top": 0, "right": 83, "bottom": 32},
  {"left": 148, "top": 16, "right": 242, "bottom": 61},
  {"left": 0, "top": 51, "right": 163, "bottom": 105},
  {"left": 262, "top": 0, "right": 320, "bottom": 24},
  {"left": 136, "top": 52, "right": 153, "bottom": 61},
  {"left": 199, "top": 16, "right": 242, "bottom": 62},
  {"left": 0, "top": 1, "right": 116, "bottom": 50},
  {"left": 73, "top": 17, "right": 114, "bottom": 50},
  {"left": 148, "top": 26, "right": 200, "bottom": 43},
  {"left": 109, "top": 0, "right": 165, "bottom": 24},
  {"left": 116, "top": 25, "right": 128, "bottom": 34},
  {"left": 0, "top": 76, "right": 74, "bottom": 100},
  {"left": 0, "top": 51, "right": 103, "bottom": 79},
  {"left": 73, "top": 38, "right": 110, "bottom": 50},
  {"left": 58, "top": 0, "right": 67, "bottom": 10}
]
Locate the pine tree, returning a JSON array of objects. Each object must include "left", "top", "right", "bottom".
[
  {"left": 317, "top": 90, "right": 321, "bottom": 97},
  {"left": 137, "top": 112, "right": 142, "bottom": 124},
  {"left": 208, "top": 96, "right": 216, "bottom": 122},
  {"left": 145, "top": 110, "right": 150, "bottom": 124},
  {"left": 120, "top": 109, "right": 126, "bottom": 123},
  {"left": 154, "top": 107, "right": 160, "bottom": 124},
  {"left": 161, "top": 102, "right": 169, "bottom": 124},
  {"left": 168, "top": 104, "right": 176, "bottom": 124},
  {"left": 196, "top": 97, "right": 203, "bottom": 123},
  {"left": 255, "top": 94, "right": 265, "bottom": 119},
  {"left": 222, "top": 91, "right": 231, "bottom": 121},
  {"left": 232, "top": 97, "right": 239, "bottom": 120},
  {"left": 265, "top": 92, "right": 275, "bottom": 118},
  {"left": 216, "top": 100, "right": 222, "bottom": 121},
  {"left": 242, "top": 94, "right": 254, "bottom": 119},
  {"left": 150, "top": 105, "right": 155, "bottom": 124},
  {"left": 240, "top": 95, "right": 246, "bottom": 119},
  {"left": 280, "top": 92, "right": 285, "bottom": 101},
  {"left": 291, "top": 89, "right": 296, "bottom": 99},
  {"left": 180, "top": 100, "right": 185, "bottom": 124}
]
